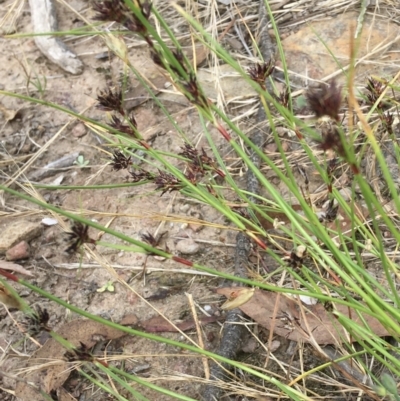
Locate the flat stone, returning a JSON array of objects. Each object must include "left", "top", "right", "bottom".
[
  {"left": 282, "top": 12, "right": 400, "bottom": 85},
  {"left": 188, "top": 222, "right": 204, "bottom": 232},
  {"left": 175, "top": 239, "right": 200, "bottom": 255},
  {"left": 0, "top": 221, "right": 42, "bottom": 255},
  {"left": 71, "top": 122, "right": 87, "bottom": 138},
  {"left": 6, "top": 241, "right": 30, "bottom": 261}
]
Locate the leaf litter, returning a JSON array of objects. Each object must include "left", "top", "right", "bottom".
[
  {"left": 217, "top": 287, "right": 390, "bottom": 344},
  {"left": 14, "top": 319, "right": 127, "bottom": 400}
]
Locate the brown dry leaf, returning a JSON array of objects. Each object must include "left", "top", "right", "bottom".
[
  {"left": 326, "top": 203, "right": 369, "bottom": 238},
  {"left": 217, "top": 288, "right": 389, "bottom": 345},
  {"left": 0, "top": 260, "right": 34, "bottom": 277},
  {"left": 58, "top": 387, "right": 76, "bottom": 401},
  {"left": 253, "top": 204, "right": 304, "bottom": 230},
  {"left": 220, "top": 287, "right": 255, "bottom": 310},
  {"left": 140, "top": 314, "right": 223, "bottom": 333},
  {"left": 0, "top": 283, "right": 22, "bottom": 309},
  {"left": 15, "top": 319, "right": 127, "bottom": 401},
  {"left": 0, "top": 102, "right": 19, "bottom": 121},
  {"left": 254, "top": 202, "right": 368, "bottom": 239}
]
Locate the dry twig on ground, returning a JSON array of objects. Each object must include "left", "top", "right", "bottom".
[{"left": 203, "top": 1, "right": 275, "bottom": 399}]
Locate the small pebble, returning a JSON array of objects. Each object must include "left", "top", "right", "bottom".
[
  {"left": 179, "top": 204, "right": 190, "bottom": 213},
  {"left": 188, "top": 222, "right": 203, "bottom": 232},
  {"left": 6, "top": 241, "right": 30, "bottom": 261},
  {"left": 175, "top": 239, "right": 200, "bottom": 255},
  {"left": 72, "top": 122, "right": 87, "bottom": 138},
  {"left": 269, "top": 340, "right": 281, "bottom": 352},
  {"left": 0, "top": 221, "right": 41, "bottom": 254},
  {"left": 241, "top": 337, "right": 258, "bottom": 353},
  {"left": 41, "top": 217, "right": 58, "bottom": 226}
]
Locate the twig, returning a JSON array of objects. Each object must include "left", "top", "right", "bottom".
[
  {"left": 203, "top": 2, "right": 274, "bottom": 399},
  {"left": 28, "top": 0, "right": 83, "bottom": 74},
  {"left": 186, "top": 293, "right": 210, "bottom": 380},
  {"left": 28, "top": 152, "right": 79, "bottom": 181}
]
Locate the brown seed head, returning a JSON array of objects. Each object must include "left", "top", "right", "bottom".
[
  {"left": 109, "top": 113, "right": 137, "bottom": 137},
  {"left": 24, "top": 306, "right": 51, "bottom": 336},
  {"left": 65, "top": 222, "right": 96, "bottom": 253},
  {"left": 129, "top": 169, "right": 154, "bottom": 183},
  {"left": 182, "top": 74, "right": 209, "bottom": 109},
  {"left": 92, "top": 0, "right": 152, "bottom": 35},
  {"left": 97, "top": 87, "right": 124, "bottom": 114},
  {"left": 277, "top": 87, "right": 290, "bottom": 108},
  {"left": 248, "top": 60, "right": 275, "bottom": 89},
  {"left": 110, "top": 150, "right": 132, "bottom": 170},
  {"left": 306, "top": 80, "right": 342, "bottom": 121},
  {"left": 65, "top": 342, "right": 94, "bottom": 362},
  {"left": 154, "top": 170, "right": 183, "bottom": 196},
  {"left": 380, "top": 112, "right": 394, "bottom": 135},
  {"left": 141, "top": 232, "right": 158, "bottom": 246},
  {"left": 366, "top": 77, "right": 386, "bottom": 108},
  {"left": 318, "top": 122, "right": 345, "bottom": 157}
]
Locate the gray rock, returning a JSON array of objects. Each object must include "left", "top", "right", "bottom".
[{"left": 175, "top": 239, "right": 200, "bottom": 255}]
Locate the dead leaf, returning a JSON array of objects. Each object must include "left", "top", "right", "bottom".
[
  {"left": 253, "top": 202, "right": 369, "bottom": 245},
  {"left": 58, "top": 387, "right": 76, "bottom": 401},
  {"left": 0, "top": 102, "right": 19, "bottom": 121},
  {"left": 15, "top": 319, "right": 127, "bottom": 401},
  {"left": 217, "top": 288, "right": 389, "bottom": 344},
  {"left": 0, "top": 260, "right": 34, "bottom": 277},
  {"left": 326, "top": 203, "right": 369, "bottom": 238},
  {"left": 140, "top": 315, "right": 223, "bottom": 333},
  {"left": 220, "top": 287, "right": 255, "bottom": 310},
  {"left": 0, "top": 283, "right": 22, "bottom": 309},
  {"left": 253, "top": 204, "right": 303, "bottom": 230}
]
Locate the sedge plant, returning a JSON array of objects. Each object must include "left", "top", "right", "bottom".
[{"left": 1, "top": 0, "right": 400, "bottom": 399}]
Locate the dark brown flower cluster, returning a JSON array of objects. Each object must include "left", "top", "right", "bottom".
[
  {"left": 110, "top": 150, "right": 132, "bottom": 170},
  {"left": 97, "top": 87, "right": 124, "bottom": 114},
  {"left": 151, "top": 48, "right": 187, "bottom": 77},
  {"left": 151, "top": 47, "right": 210, "bottom": 108},
  {"left": 318, "top": 123, "right": 359, "bottom": 175},
  {"left": 366, "top": 77, "right": 386, "bottom": 109},
  {"left": 179, "top": 143, "right": 224, "bottom": 178},
  {"left": 129, "top": 168, "right": 154, "bottom": 182},
  {"left": 326, "top": 157, "right": 338, "bottom": 193},
  {"left": 141, "top": 231, "right": 169, "bottom": 255},
  {"left": 92, "top": 1, "right": 211, "bottom": 113},
  {"left": 110, "top": 114, "right": 137, "bottom": 136},
  {"left": 65, "top": 221, "right": 97, "bottom": 253},
  {"left": 248, "top": 60, "right": 275, "bottom": 90},
  {"left": 92, "top": 0, "right": 152, "bottom": 38},
  {"left": 318, "top": 122, "right": 345, "bottom": 157},
  {"left": 181, "top": 73, "right": 209, "bottom": 109},
  {"left": 96, "top": 86, "right": 139, "bottom": 138},
  {"left": 380, "top": 112, "right": 394, "bottom": 135},
  {"left": 154, "top": 170, "right": 184, "bottom": 196},
  {"left": 284, "top": 245, "right": 307, "bottom": 268},
  {"left": 24, "top": 306, "right": 51, "bottom": 336},
  {"left": 65, "top": 342, "right": 94, "bottom": 362},
  {"left": 277, "top": 87, "right": 290, "bottom": 108},
  {"left": 306, "top": 80, "right": 342, "bottom": 122},
  {"left": 324, "top": 198, "right": 339, "bottom": 222}
]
